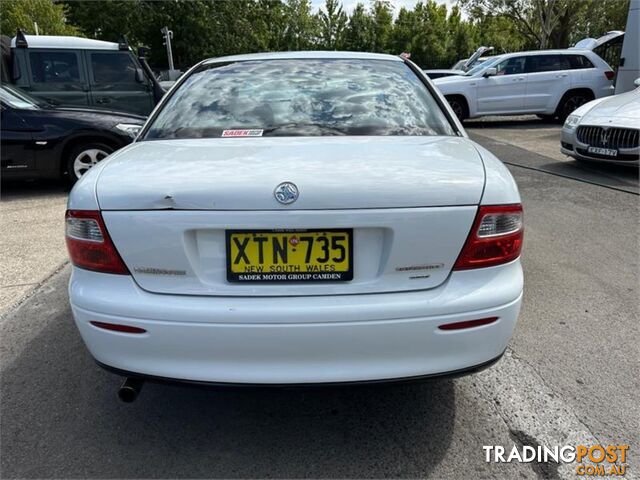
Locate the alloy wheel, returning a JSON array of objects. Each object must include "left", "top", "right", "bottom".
[{"left": 73, "top": 148, "right": 110, "bottom": 179}]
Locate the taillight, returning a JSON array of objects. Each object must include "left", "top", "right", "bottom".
[
  {"left": 438, "top": 317, "right": 498, "bottom": 331},
  {"left": 453, "top": 204, "right": 523, "bottom": 270},
  {"left": 604, "top": 70, "right": 615, "bottom": 81},
  {"left": 90, "top": 321, "right": 146, "bottom": 334},
  {"left": 65, "top": 210, "right": 129, "bottom": 274}
]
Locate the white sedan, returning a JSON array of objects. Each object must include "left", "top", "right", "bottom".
[
  {"left": 561, "top": 79, "right": 640, "bottom": 165},
  {"left": 66, "top": 52, "right": 524, "bottom": 401}
]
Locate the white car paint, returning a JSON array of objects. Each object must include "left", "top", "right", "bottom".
[
  {"left": 66, "top": 51, "right": 524, "bottom": 386},
  {"left": 95, "top": 137, "right": 486, "bottom": 210},
  {"left": 70, "top": 263, "right": 523, "bottom": 384},
  {"left": 434, "top": 49, "right": 614, "bottom": 119},
  {"left": 561, "top": 85, "right": 640, "bottom": 165},
  {"left": 424, "top": 47, "right": 493, "bottom": 79},
  {"left": 11, "top": 34, "right": 120, "bottom": 50}
]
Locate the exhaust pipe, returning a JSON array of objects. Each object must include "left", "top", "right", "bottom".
[{"left": 118, "top": 377, "right": 144, "bottom": 403}]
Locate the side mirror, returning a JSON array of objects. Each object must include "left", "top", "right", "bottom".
[
  {"left": 135, "top": 67, "right": 145, "bottom": 83},
  {"left": 483, "top": 67, "right": 497, "bottom": 78},
  {"left": 634, "top": 78, "right": 640, "bottom": 88}
]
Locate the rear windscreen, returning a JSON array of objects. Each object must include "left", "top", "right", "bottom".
[{"left": 144, "top": 59, "right": 455, "bottom": 139}]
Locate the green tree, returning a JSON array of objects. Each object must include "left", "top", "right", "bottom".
[
  {"left": 63, "top": 1, "right": 141, "bottom": 43},
  {"left": 411, "top": 0, "right": 450, "bottom": 67},
  {"left": 460, "top": 0, "right": 629, "bottom": 49},
  {"left": 472, "top": 12, "right": 528, "bottom": 53},
  {"left": 447, "top": 5, "right": 479, "bottom": 64},
  {"left": 282, "top": 0, "right": 318, "bottom": 50},
  {"left": 54, "top": 0, "right": 630, "bottom": 71},
  {"left": 389, "top": 6, "right": 419, "bottom": 55},
  {"left": 567, "top": 0, "right": 629, "bottom": 45},
  {"left": 1, "top": 0, "right": 78, "bottom": 36},
  {"left": 248, "top": 0, "right": 290, "bottom": 51},
  {"left": 370, "top": 0, "right": 393, "bottom": 52},
  {"left": 65, "top": 0, "right": 262, "bottom": 68},
  {"left": 318, "top": 0, "right": 347, "bottom": 49},
  {"left": 344, "top": 3, "right": 374, "bottom": 51}
]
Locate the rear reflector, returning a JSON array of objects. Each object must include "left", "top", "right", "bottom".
[
  {"left": 438, "top": 317, "right": 498, "bottom": 331},
  {"left": 90, "top": 321, "right": 146, "bottom": 334},
  {"left": 65, "top": 210, "right": 129, "bottom": 274},
  {"left": 604, "top": 70, "right": 615, "bottom": 80},
  {"left": 454, "top": 204, "right": 523, "bottom": 270}
]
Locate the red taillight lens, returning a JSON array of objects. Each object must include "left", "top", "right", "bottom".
[
  {"left": 90, "top": 321, "right": 146, "bottom": 334},
  {"left": 65, "top": 210, "right": 129, "bottom": 274},
  {"left": 604, "top": 70, "right": 615, "bottom": 80},
  {"left": 438, "top": 317, "right": 498, "bottom": 331},
  {"left": 453, "top": 204, "right": 523, "bottom": 270}
]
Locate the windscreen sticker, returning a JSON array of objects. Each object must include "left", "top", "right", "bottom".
[{"left": 222, "top": 129, "right": 264, "bottom": 137}]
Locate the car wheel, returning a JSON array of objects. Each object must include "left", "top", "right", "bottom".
[
  {"left": 446, "top": 97, "right": 467, "bottom": 121},
  {"left": 67, "top": 143, "right": 113, "bottom": 185},
  {"left": 558, "top": 93, "right": 591, "bottom": 122}
]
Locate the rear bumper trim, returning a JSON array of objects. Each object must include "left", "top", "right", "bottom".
[{"left": 96, "top": 350, "right": 506, "bottom": 389}]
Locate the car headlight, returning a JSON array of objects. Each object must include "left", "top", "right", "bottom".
[
  {"left": 564, "top": 114, "right": 582, "bottom": 129},
  {"left": 115, "top": 123, "right": 143, "bottom": 139}
]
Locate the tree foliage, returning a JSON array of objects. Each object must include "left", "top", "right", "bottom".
[
  {"left": 1, "top": 0, "right": 78, "bottom": 36},
  {"left": 460, "top": 0, "right": 629, "bottom": 50},
  {"left": 318, "top": 0, "right": 348, "bottom": 49},
  {"left": 2, "top": 0, "right": 629, "bottom": 70}
]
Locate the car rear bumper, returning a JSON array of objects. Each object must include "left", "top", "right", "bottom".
[{"left": 69, "top": 260, "right": 523, "bottom": 384}]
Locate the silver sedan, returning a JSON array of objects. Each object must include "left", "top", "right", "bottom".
[{"left": 561, "top": 79, "right": 640, "bottom": 165}]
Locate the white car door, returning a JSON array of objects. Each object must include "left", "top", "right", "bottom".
[
  {"left": 476, "top": 56, "right": 527, "bottom": 114},
  {"left": 524, "top": 54, "right": 572, "bottom": 112}
]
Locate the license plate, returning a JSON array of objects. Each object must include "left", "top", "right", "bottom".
[
  {"left": 226, "top": 229, "right": 353, "bottom": 283},
  {"left": 588, "top": 146, "right": 618, "bottom": 157}
]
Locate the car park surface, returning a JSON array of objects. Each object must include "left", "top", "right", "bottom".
[{"left": 1, "top": 116, "right": 637, "bottom": 478}]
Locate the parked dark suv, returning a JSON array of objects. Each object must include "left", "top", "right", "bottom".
[
  {"left": 4, "top": 32, "right": 163, "bottom": 116},
  {"left": 1, "top": 84, "right": 144, "bottom": 184}
]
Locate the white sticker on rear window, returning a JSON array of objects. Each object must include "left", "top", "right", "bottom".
[{"left": 221, "top": 129, "right": 264, "bottom": 137}]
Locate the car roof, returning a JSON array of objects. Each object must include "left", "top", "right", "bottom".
[
  {"left": 10, "top": 35, "right": 120, "bottom": 50},
  {"left": 203, "top": 51, "right": 403, "bottom": 65},
  {"left": 501, "top": 49, "right": 594, "bottom": 57}
]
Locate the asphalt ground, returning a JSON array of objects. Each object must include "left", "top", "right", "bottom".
[{"left": 1, "top": 117, "right": 638, "bottom": 479}]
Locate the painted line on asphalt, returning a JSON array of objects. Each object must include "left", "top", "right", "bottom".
[
  {"left": 470, "top": 131, "right": 639, "bottom": 195},
  {"left": 475, "top": 349, "right": 601, "bottom": 479},
  {"left": 504, "top": 161, "right": 639, "bottom": 196},
  {"left": 0, "top": 261, "right": 69, "bottom": 320},
  {"left": 0, "top": 264, "right": 617, "bottom": 479}
]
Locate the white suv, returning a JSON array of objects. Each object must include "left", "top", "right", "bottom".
[{"left": 433, "top": 50, "right": 615, "bottom": 121}]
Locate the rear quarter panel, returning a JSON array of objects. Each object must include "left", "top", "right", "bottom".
[{"left": 472, "top": 143, "right": 521, "bottom": 205}]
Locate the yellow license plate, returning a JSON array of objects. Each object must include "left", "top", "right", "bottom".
[{"left": 226, "top": 229, "right": 353, "bottom": 282}]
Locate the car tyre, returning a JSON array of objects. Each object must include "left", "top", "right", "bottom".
[
  {"left": 67, "top": 143, "right": 113, "bottom": 185},
  {"left": 557, "top": 92, "right": 592, "bottom": 122},
  {"left": 446, "top": 96, "right": 468, "bottom": 122}
]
